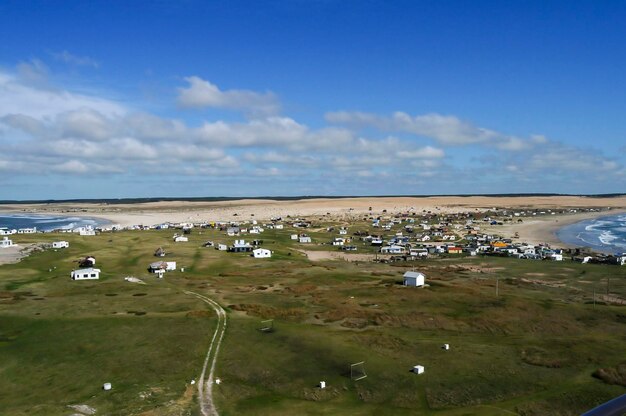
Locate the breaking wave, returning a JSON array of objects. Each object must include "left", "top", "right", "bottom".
[
  {"left": 557, "top": 213, "right": 626, "bottom": 254},
  {"left": 0, "top": 213, "right": 109, "bottom": 232}
]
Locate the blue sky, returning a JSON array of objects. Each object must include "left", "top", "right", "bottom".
[{"left": 1, "top": 0, "right": 625, "bottom": 199}]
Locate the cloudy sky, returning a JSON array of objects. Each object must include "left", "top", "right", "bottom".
[{"left": 1, "top": 1, "right": 625, "bottom": 200}]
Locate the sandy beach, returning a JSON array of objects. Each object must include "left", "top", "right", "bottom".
[
  {"left": 1, "top": 195, "right": 625, "bottom": 249},
  {"left": 0, "top": 244, "right": 39, "bottom": 266},
  {"left": 482, "top": 209, "right": 626, "bottom": 248}
]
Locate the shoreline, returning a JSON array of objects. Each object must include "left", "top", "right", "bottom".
[
  {"left": 484, "top": 210, "right": 626, "bottom": 249},
  {"left": 1, "top": 196, "right": 624, "bottom": 253},
  {"left": 2, "top": 195, "right": 625, "bottom": 227}
]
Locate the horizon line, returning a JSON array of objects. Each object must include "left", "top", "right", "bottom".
[{"left": 1, "top": 193, "right": 625, "bottom": 205}]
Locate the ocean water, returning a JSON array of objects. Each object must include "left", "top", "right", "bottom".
[
  {"left": 0, "top": 213, "right": 110, "bottom": 232},
  {"left": 556, "top": 213, "right": 626, "bottom": 254}
]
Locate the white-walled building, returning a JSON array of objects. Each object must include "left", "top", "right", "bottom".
[
  {"left": 18, "top": 227, "right": 37, "bottom": 234},
  {"left": 52, "top": 241, "right": 69, "bottom": 249},
  {"left": 149, "top": 261, "right": 177, "bottom": 273},
  {"left": 252, "top": 248, "right": 272, "bottom": 258},
  {"left": 71, "top": 268, "right": 101, "bottom": 280},
  {"left": 299, "top": 236, "right": 312, "bottom": 243},
  {"left": 174, "top": 235, "right": 188, "bottom": 242},
  {"left": 0, "top": 237, "right": 14, "bottom": 248},
  {"left": 403, "top": 271, "right": 425, "bottom": 287}
]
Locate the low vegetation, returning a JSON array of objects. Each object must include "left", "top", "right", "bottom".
[{"left": 0, "top": 222, "right": 625, "bottom": 415}]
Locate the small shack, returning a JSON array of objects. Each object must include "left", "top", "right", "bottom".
[
  {"left": 52, "top": 241, "right": 69, "bottom": 249},
  {"left": 403, "top": 271, "right": 425, "bottom": 287},
  {"left": 412, "top": 365, "right": 425, "bottom": 374},
  {"left": 148, "top": 261, "right": 177, "bottom": 273},
  {"left": 252, "top": 248, "right": 272, "bottom": 258},
  {"left": 0, "top": 237, "right": 14, "bottom": 248},
  {"left": 71, "top": 268, "right": 101, "bottom": 280}
]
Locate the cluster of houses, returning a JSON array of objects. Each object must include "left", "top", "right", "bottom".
[
  {"left": 0, "top": 227, "right": 36, "bottom": 235},
  {"left": 71, "top": 256, "right": 100, "bottom": 280}
]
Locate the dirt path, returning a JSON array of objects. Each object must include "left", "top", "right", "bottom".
[{"left": 185, "top": 291, "right": 227, "bottom": 416}]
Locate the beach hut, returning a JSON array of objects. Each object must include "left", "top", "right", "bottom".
[
  {"left": 0, "top": 237, "right": 14, "bottom": 248},
  {"left": 403, "top": 271, "right": 425, "bottom": 287},
  {"left": 252, "top": 248, "right": 272, "bottom": 258},
  {"left": 413, "top": 365, "right": 425, "bottom": 374},
  {"left": 71, "top": 268, "right": 101, "bottom": 280}
]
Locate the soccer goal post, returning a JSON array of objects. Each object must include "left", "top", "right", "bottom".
[{"left": 350, "top": 361, "right": 367, "bottom": 381}]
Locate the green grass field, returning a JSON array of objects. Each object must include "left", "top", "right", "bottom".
[{"left": 1, "top": 226, "right": 625, "bottom": 415}]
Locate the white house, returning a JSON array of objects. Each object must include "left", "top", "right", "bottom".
[
  {"left": 299, "top": 236, "right": 312, "bottom": 243},
  {"left": 0, "top": 228, "right": 17, "bottom": 236},
  {"left": 412, "top": 365, "right": 425, "bottom": 374},
  {"left": 174, "top": 235, "right": 188, "bottom": 242},
  {"left": 79, "top": 228, "right": 96, "bottom": 236},
  {"left": 275, "top": 224, "right": 284, "bottom": 230},
  {"left": 381, "top": 245, "right": 405, "bottom": 254},
  {"left": 409, "top": 248, "right": 428, "bottom": 257},
  {"left": 18, "top": 227, "right": 37, "bottom": 234},
  {"left": 52, "top": 241, "right": 69, "bottom": 249},
  {"left": 403, "top": 271, "right": 425, "bottom": 287},
  {"left": 252, "top": 248, "right": 272, "bottom": 258},
  {"left": 71, "top": 268, "right": 101, "bottom": 280},
  {"left": 149, "top": 261, "right": 177, "bottom": 273},
  {"left": 0, "top": 237, "right": 14, "bottom": 248}
]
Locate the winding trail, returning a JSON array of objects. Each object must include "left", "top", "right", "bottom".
[{"left": 185, "top": 291, "right": 227, "bottom": 416}]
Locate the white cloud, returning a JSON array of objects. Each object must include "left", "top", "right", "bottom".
[
  {"left": 16, "top": 59, "right": 48, "bottom": 84},
  {"left": 1, "top": 63, "right": 623, "bottom": 195},
  {"left": 51, "top": 50, "right": 99, "bottom": 68},
  {"left": 177, "top": 76, "right": 280, "bottom": 117},
  {"left": 397, "top": 146, "right": 445, "bottom": 159},
  {"left": 59, "top": 109, "right": 116, "bottom": 140},
  {"left": 326, "top": 110, "right": 531, "bottom": 150},
  {"left": 0, "top": 70, "right": 126, "bottom": 120}
]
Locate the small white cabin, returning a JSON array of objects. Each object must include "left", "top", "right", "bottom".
[
  {"left": 403, "top": 271, "right": 425, "bottom": 287},
  {"left": 413, "top": 365, "right": 425, "bottom": 374},
  {"left": 174, "top": 235, "right": 188, "bottom": 242},
  {"left": 0, "top": 237, "right": 14, "bottom": 248},
  {"left": 252, "top": 248, "right": 272, "bottom": 258},
  {"left": 71, "top": 268, "right": 101, "bottom": 280},
  {"left": 52, "top": 241, "right": 69, "bottom": 249},
  {"left": 149, "top": 261, "right": 177, "bottom": 272},
  {"left": 78, "top": 228, "right": 96, "bottom": 236},
  {"left": 299, "top": 236, "right": 312, "bottom": 243}
]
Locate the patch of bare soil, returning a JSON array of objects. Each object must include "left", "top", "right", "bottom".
[
  {"left": 520, "top": 347, "right": 565, "bottom": 368},
  {"left": 520, "top": 278, "right": 566, "bottom": 288},
  {"left": 296, "top": 249, "right": 380, "bottom": 262},
  {"left": 228, "top": 303, "right": 307, "bottom": 320},
  {"left": 593, "top": 363, "right": 626, "bottom": 386}
]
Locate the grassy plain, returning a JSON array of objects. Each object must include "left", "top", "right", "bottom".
[{"left": 1, "top": 223, "right": 625, "bottom": 415}]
